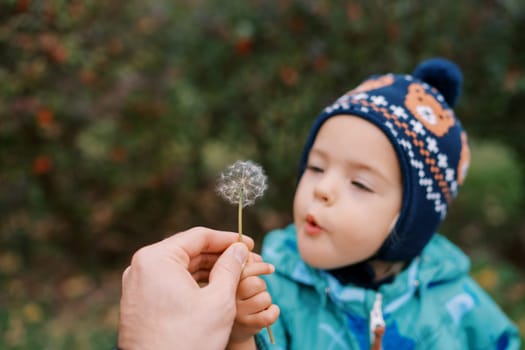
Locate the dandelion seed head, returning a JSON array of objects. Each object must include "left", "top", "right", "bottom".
[{"left": 217, "top": 160, "right": 268, "bottom": 207}]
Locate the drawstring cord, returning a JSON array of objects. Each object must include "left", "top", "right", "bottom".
[{"left": 370, "top": 293, "right": 385, "bottom": 350}]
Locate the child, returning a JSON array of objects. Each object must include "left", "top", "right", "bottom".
[{"left": 226, "top": 58, "right": 521, "bottom": 350}]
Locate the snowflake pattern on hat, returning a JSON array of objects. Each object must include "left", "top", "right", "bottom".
[{"left": 322, "top": 74, "right": 470, "bottom": 219}]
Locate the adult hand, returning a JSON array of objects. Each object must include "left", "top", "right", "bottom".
[{"left": 118, "top": 226, "right": 256, "bottom": 350}]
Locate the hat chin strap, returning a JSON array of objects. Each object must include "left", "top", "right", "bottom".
[
  {"left": 327, "top": 254, "right": 406, "bottom": 289},
  {"left": 327, "top": 259, "right": 403, "bottom": 289}
]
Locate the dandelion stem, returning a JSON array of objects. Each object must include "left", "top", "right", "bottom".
[
  {"left": 237, "top": 189, "right": 274, "bottom": 343},
  {"left": 237, "top": 191, "right": 243, "bottom": 242}
]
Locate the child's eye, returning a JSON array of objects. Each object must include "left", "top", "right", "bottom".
[
  {"left": 351, "top": 181, "right": 373, "bottom": 192},
  {"left": 306, "top": 165, "right": 324, "bottom": 173}
]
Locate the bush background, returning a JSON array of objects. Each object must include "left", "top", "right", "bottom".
[{"left": 1, "top": 0, "right": 524, "bottom": 348}]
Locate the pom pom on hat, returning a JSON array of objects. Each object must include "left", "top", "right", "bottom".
[{"left": 412, "top": 57, "right": 463, "bottom": 107}]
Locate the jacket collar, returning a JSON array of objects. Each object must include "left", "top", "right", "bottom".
[{"left": 262, "top": 224, "right": 471, "bottom": 315}]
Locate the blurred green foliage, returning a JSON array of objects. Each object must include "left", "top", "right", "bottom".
[
  {"left": 445, "top": 140, "right": 524, "bottom": 237},
  {"left": 1, "top": 0, "right": 525, "bottom": 347}
]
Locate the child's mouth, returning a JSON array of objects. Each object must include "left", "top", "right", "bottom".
[{"left": 305, "top": 214, "right": 322, "bottom": 236}]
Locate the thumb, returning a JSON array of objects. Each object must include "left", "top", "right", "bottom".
[{"left": 207, "top": 242, "right": 248, "bottom": 296}]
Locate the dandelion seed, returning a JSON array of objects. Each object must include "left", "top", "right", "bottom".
[
  {"left": 217, "top": 160, "right": 268, "bottom": 242},
  {"left": 217, "top": 160, "right": 268, "bottom": 207}
]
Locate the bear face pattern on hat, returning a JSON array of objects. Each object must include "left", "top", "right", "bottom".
[{"left": 298, "top": 58, "right": 471, "bottom": 262}]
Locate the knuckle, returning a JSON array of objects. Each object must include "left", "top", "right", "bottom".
[
  {"left": 239, "top": 275, "right": 257, "bottom": 289},
  {"left": 261, "top": 291, "right": 272, "bottom": 304},
  {"left": 250, "top": 253, "right": 263, "bottom": 262},
  {"left": 253, "top": 277, "right": 267, "bottom": 291},
  {"left": 236, "top": 312, "right": 252, "bottom": 325},
  {"left": 190, "top": 226, "right": 206, "bottom": 233},
  {"left": 130, "top": 246, "right": 151, "bottom": 267}
]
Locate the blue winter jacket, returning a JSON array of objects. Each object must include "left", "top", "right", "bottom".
[{"left": 254, "top": 224, "right": 521, "bottom": 350}]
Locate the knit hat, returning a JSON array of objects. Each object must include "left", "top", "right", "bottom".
[{"left": 298, "top": 58, "right": 471, "bottom": 262}]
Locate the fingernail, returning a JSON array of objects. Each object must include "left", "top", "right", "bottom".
[{"left": 233, "top": 243, "right": 248, "bottom": 265}]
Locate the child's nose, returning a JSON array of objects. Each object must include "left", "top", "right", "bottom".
[{"left": 313, "top": 173, "right": 336, "bottom": 205}]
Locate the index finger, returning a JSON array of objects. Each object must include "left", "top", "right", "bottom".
[{"left": 160, "top": 226, "right": 255, "bottom": 259}]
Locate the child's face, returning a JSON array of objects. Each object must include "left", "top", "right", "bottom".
[{"left": 294, "top": 115, "right": 402, "bottom": 269}]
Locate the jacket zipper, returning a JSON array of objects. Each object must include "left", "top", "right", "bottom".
[{"left": 369, "top": 292, "right": 385, "bottom": 350}]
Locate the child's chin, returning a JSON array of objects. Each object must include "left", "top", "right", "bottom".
[
  {"left": 299, "top": 252, "right": 335, "bottom": 270},
  {"left": 300, "top": 250, "right": 361, "bottom": 270}
]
